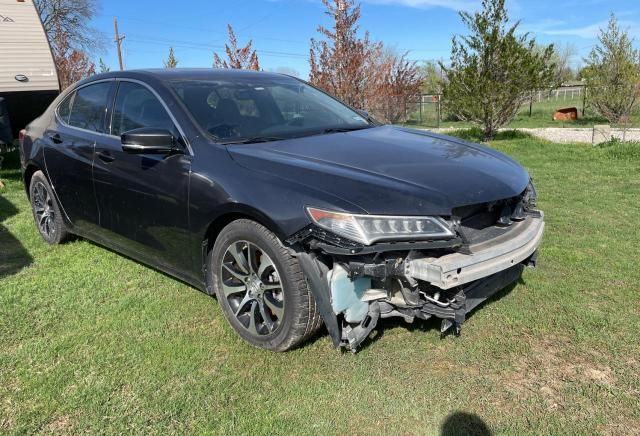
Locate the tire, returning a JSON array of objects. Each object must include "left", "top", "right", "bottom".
[
  {"left": 209, "top": 219, "right": 323, "bottom": 351},
  {"left": 29, "top": 170, "right": 70, "bottom": 245}
]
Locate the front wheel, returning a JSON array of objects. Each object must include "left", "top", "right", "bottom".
[{"left": 209, "top": 219, "right": 322, "bottom": 351}]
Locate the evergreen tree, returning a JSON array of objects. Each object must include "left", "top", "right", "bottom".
[
  {"left": 440, "top": 0, "right": 555, "bottom": 140},
  {"left": 583, "top": 15, "right": 640, "bottom": 124},
  {"left": 98, "top": 58, "right": 110, "bottom": 74},
  {"left": 164, "top": 47, "right": 178, "bottom": 69}
]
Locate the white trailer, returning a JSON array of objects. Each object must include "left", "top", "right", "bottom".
[{"left": 0, "top": 0, "right": 59, "bottom": 142}]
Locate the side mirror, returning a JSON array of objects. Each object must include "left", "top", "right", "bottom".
[{"left": 121, "top": 128, "right": 178, "bottom": 154}]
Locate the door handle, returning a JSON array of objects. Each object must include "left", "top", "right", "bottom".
[
  {"left": 48, "top": 133, "right": 63, "bottom": 144},
  {"left": 96, "top": 150, "right": 115, "bottom": 163}
]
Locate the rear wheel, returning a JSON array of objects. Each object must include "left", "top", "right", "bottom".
[
  {"left": 29, "top": 171, "right": 70, "bottom": 245},
  {"left": 209, "top": 219, "right": 322, "bottom": 351}
]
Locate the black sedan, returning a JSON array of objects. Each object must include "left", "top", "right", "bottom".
[{"left": 19, "top": 69, "right": 544, "bottom": 352}]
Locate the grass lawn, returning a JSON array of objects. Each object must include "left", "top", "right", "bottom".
[
  {"left": 406, "top": 97, "right": 640, "bottom": 129},
  {"left": 1, "top": 137, "right": 639, "bottom": 434}
]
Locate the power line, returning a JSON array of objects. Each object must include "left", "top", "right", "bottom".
[
  {"left": 124, "top": 35, "right": 310, "bottom": 59},
  {"left": 98, "top": 13, "right": 311, "bottom": 45},
  {"left": 100, "top": 12, "right": 441, "bottom": 56}
]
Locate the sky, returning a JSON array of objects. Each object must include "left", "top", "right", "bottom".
[{"left": 91, "top": 0, "right": 640, "bottom": 77}]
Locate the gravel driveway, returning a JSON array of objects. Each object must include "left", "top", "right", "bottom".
[
  {"left": 517, "top": 127, "right": 640, "bottom": 144},
  {"left": 429, "top": 127, "right": 640, "bottom": 144}
]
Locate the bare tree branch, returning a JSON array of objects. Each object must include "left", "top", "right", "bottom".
[
  {"left": 213, "top": 25, "right": 261, "bottom": 71},
  {"left": 309, "top": 0, "right": 423, "bottom": 122}
]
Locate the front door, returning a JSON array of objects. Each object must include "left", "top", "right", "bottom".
[{"left": 92, "top": 80, "right": 192, "bottom": 272}]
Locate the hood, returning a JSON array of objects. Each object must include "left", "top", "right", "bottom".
[{"left": 227, "top": 125, "right": 530, "bottom": 216}]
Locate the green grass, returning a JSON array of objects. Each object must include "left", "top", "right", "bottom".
[
  {"left": 1, "top": 138, "right": 640, "bottom": 434},
  {"left": 406, "top": 97, "right": 640, "bottom": 129}
]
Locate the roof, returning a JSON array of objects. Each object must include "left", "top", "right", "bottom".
[{"left": 92, "top": 68, "right": 291, "bottom": 82}]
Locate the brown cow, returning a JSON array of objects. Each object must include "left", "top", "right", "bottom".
[{"left": 553, "top": 107, "right": 578, "bottom": 121}]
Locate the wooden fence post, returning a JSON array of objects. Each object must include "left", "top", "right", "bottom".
[{"left": 529, "top": 91, "right": 533, "bottom": 117}]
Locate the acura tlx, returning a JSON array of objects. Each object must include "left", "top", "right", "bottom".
[{"left": 20, "top": 69, "right": 544, "bottom": 352}]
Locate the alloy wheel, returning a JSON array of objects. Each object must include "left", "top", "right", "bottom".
[
  {"left": 32, "top": 181, "right": 57, "bottom": 239},
  {"left": 220, "top": 241, "right": 285, "bottom": 336}
]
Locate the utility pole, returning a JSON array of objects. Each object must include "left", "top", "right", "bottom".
[{"left": 113, "top": 17, "right": 125, "bottom": 71}]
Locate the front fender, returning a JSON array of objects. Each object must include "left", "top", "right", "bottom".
[{"left": 297, "top": 252, "right": 341, "bottom": 348}]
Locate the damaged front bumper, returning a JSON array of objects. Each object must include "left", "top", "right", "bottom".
[
  {"left": 295, "top": 213, "right": 544, "bottom": 352},
  {"left": 406, "top": 213, "right": 544, "bottom": 289}
]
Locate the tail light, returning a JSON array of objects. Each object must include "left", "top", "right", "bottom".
[{"left": 19, "top": 129, "right": 26, "bottom": 146}]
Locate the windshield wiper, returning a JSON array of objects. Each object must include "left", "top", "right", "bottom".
[
  {"left": 222, "top": 126, "right": 372, "bottom": 144},
  {"left": 322, "top": 126, "right": 372, "bottom": 134},
  {"left": 222, "top": 136, "right": 286, "bottom": 145}
]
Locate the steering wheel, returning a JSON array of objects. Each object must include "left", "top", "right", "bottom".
[{"left": 208, "top": 123, "right": 240, "bottom": 138}]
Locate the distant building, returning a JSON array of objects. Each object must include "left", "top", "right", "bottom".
[{"left": 0, "top": 0, "right": 59, "bottom": 141}]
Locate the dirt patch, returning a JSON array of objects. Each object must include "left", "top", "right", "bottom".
[
  {"left": 501, "top": 335, "right": 617, "bottom": 412},
  {"left": 0, "top": 416, "right": 16, "bottom": 432},
  {"left": 44, "top": 415, "right": 71, "bottom": 433},
  {"left": 584, "top": 367, "right": 615, "bottom": 386},
  {"left": 600, "top": 419, "right": 640, "bottom": 436}
]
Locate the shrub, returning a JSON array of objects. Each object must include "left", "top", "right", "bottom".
[
  {"left": 446, "top": 128, "right": 532, "bottom": 143},
  {"left": 598, "top": 138, "right": 640, "bottom": 160}
]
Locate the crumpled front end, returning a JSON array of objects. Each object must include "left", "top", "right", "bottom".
[{"left": 289, "top": 183, "right": 544, "bottom": 352}]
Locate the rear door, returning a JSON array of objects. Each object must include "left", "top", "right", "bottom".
[
  {"left": 92, "top": 80, "right": 192, "bottom": 272},
  {"left": 43, "top": 80, "right": 113, "bottom": 232}
]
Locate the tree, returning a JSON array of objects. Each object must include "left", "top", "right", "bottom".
[
  {"left": 421, "top": 60, "right": 444, "bottom": 95},
  {"left": 582, "top": 15, "right": 640, "bottom": 124},
  {"left": 542, "top": 42, "right": 576, "bottom": 86},
  {"left": 34, "top": 0, "right": 102, "bottom": 52},
  {"left": 576, "top": 65, "right": 593, "bottom": 81},
  {"left": 213, "top": 25, "right": 260, "bottom": 70},
  {"left": 370, "top": 50, "right": 424, "bottom": 123},
  {"left": 309, "top": 0, "right": 423, "bottom": 123},
  {"left": 53, "top": 32, "right": 95, "bottom": 89},
  {"left": 440, "top": 0, "right": 555, "bottom": 140},
  {"left": 34, "top": 0, "right": 101, "bottom": 89},
  {"left": 98, "top": 58, "right": 110, "bottom": 73},
  {"left": 164, "top": 47, "right": 178, "bottom": 68},
  {"left": 309, "top": 0, "right": 382, "bottom": 109}
]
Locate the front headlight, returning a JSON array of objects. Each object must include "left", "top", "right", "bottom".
[{"left": 306, "top": 207, "right": 455, "bottom": 245}]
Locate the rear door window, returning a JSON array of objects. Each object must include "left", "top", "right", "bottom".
[
  {"left": 111, "top": 82, "right": 175, "bottom": 136},
  {"left": 68, "top": 82, "right": 112, "bottom": 133}
]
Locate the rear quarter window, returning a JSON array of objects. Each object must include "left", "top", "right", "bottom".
[
  {"left": 67, "top": 82, "right": 112, "bottom": 133},
  {"left": 56, "top": 93, "right": 75, "bottom": 124}
]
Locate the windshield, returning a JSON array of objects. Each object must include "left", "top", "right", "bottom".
[{"left": 169, "top": 76, "right": 372, "bottom": 143}]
